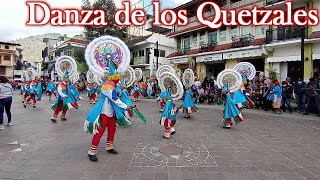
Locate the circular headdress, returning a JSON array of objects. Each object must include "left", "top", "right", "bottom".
[
  {"left": 72, "top": 72, "right": 80, "bottom": 83},
  {"left": 156, "top": 65, "right": 175, "bottom": 81},
  {"left": 159, "top": 72, "right": 184, "bottom": 101},
  {"left": 26, "top": 68, "right": 36, "bottom": 81},
  {"left": 55, "top": 56, "right": 77, "bottom": 78},
  {"left": 86, "top": 70, "right": 97, "bottom": 83},
  {"left": 217, "top": 69, "right": 242, "bottom": 93},
  {"left": 85, "top": 36, "right": 131, "bottom": 77},
  {"left": 182, "top": 69, "right": 195, "bottom": 87},
  {"left": 234, "top": 62, "right": 256, "bottom": 81},
  {"left": 122, "top": 66, "right": 135, "bottom": 88},
  {"left": 134, "top": 68, "right": 143, "bottom": 81}
]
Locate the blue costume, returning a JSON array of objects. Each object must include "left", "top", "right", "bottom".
[
  {"left": 160, "top": 91, "right": 179, "bottom": 139},
  {"left": 223, "top": 93, "right": 244, "bottom": 128},
  {"left": 51, "top": 72, "right": 78, "bottom": 122},
  {"left": 46, "top": 81, "right": 57, "bottom": 92},
  {"left": 180, "top": 89, "right": 198, "bottom": 115}
]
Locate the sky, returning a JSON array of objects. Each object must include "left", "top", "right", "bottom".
[{"left": 0, "top": 0, "right": 191, "bottom": 41}]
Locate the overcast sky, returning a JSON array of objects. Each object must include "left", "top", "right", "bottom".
[{"left": 0, "top": 0, "right": 191, "bottom": 41}]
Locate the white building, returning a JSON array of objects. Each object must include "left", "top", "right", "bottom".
[{"left": 130, "top": 33, "right": 175, "bottom": 79}]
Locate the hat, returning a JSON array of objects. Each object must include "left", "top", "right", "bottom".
[{"left": 107, "top": 60, "right": 121, "bottom": 81}]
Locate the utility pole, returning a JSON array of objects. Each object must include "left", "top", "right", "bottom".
[
  {"left": 301, "top": 27, "right": 305, "bottom": 80},
  {"left": 156, "top": 41, "right": 159, "bottom": 69}
]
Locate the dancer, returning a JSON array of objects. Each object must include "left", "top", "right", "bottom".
[
  {"left": 223, "top": 90, "right": 244, "bottom": 129},
  {"left": 181, "top": 86, "right": 198, "bottom": 118},
  {"left": 25, "top": 77, "right": 42, "bottom": 108},
  {"left": 132, "top": 80, "right": 141, "bottom": 102},
  {"left": 160, "top": 90, "right": 178, "bottom": 139},
  {"left": 88, "top": 82, "right": 99, "bottom": 104},
  {"left": 46, "top": 80, "right": 56, "bottom": 101},
  {"left": 156, "top": 91, "right": 166, "bottom": 112},
  {"left": 181, "top": 69, "right": 198, "bottom": 118},
  {"left": 51, "top": 56, "right": 79, "bottom": 123},
  {"left": 84, "top": 59, "right": 133, "bottom": 162}
]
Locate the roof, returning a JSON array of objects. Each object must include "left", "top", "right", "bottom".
[
  {"left": 66, "top": 38, "right": 89, "bottom": 45},
  {"left": 308, "top": 31, "right": 320, "bottom": 39},
  {"left": 173, "top": 0, "right": 202, "bottom": 10},
  {"left": 166, "top": 38, "right": 266, "bottom": 58},
  {"left": 0, "top": 41, "right": 21, "bottom": 46},
  {"left": 130, "top": 35, "right": 152, "bottom": 44}
]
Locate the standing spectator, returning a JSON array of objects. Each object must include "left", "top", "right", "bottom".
[
  {"left": 146, "top": 80, "right": 153, "bottom": 99},
  {"left": 202, "top": 77, "right": 209, "bottom": 90},
  {"left": 261, "top": 83, "right": 272, "bottom": 111},
  {"left": 304, "top": 78, "right": 320, "bottom": 116},
  {"left": 293, "top": 78, "right": 307, "bottom": 113},
  {"left": 264, "top": 76, "right": 272, "bottom": 88},
  {"left": 140, "top": 80, "right": 147, "bottom": 97},
  {"left": 0, "top": 76, "right": 13, "bottom": 129},
  {"left": 272, "top": 80, "right": 282, "bottom": 115},
  {"left": 209, "top": 76, "right": 215, "bottom": 93},
  {"left": 281, "top": 81, "right": 293, "bottom": 114}
]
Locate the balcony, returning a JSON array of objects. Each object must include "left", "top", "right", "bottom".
[
  {"left": 231, "top": 34, "right": 254, "bottom": 48},
  {"left": 265, "top": 0, "right": 284, "bottom": 6},
  {"left": 176, "top": 46, "right": 191, "bottom": 56},
  {"left": 266, "top": 27, "right": 307, "bottom": 44},
  {"left": 200, "top": 40, "right": 217, "bottom": 53}
]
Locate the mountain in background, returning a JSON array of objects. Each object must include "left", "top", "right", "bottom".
[{"left": 11, "top": 33, "right": 61, "bottom": 63}]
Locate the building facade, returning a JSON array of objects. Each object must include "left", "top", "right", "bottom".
[
  {"left": 42, "top": 37, "right": 88, "bottom": 81},
  {"left": 0, "top": 42, "right": 21, "bottom": 79},
  {"left": 166, "top": 0, "right": 320, "bottom": 82}
]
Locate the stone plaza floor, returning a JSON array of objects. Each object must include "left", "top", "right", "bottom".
[{"left": 0, "top": 92, "right": 320, "bottom": 180}]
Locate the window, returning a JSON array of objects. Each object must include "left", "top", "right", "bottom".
[
  {"left": 4, "top": 46, "right": 9, "bottom": 49},
  {"left": 139, "top": 50, "right": 144, "bottom": 57},
  {"left": 256, "top": 26, "right": 266, "bottom": 36},
  {"left": 183, "top": 36, "right": 190, "bottom": 48},
  {"left": 241, "top": 26, "right": 253, "bottom": 36},
  {"left": 4, "top": 55, "right": 10, "bottom": 61},
  {"left": 200, "top": 32, "right": 206, "bottom": 45},
  {"left": 133, "top": 51, "right": 138, "bottom": 58},
  {"left": 160, "top": 50, "right": 166, "bottom": 57},
  {"left": 230, "top": 26, "right": 238, "bottom": 40},
  {"left": 208, "top": 30, "right": 217, "bottom": 44},
  {"left": 65, "top": 49, "right": 72, "bottom": 56},
  {"left": 0, "top": 67, "right": 5, "bottom": 75},
  {"left": 192, "top": 33, "right": 197, "bottom": 47},
  {"left": 220, "top": 28, "right": 226, "bottom": 42}
]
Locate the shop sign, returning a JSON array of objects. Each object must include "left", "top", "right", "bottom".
[
  {"left": 174, "top": 58, "right": 188, "bottom": 64},
  {"left": 197, "top": 54, "right": 223, "bottom": 62},
  {"left": 134, "top": 57, "right": 145, "bottom": 65},
  {"left": 224, "top": 49, "right": 262, "bottom": 59}
]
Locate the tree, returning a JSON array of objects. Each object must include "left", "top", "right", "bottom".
[{"left": 83, "top": 0, "right": 130, "bottom": 45}]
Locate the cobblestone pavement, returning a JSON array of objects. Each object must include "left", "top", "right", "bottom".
[{"left": 0, "top": 92, "right": 320, "bottom": 180}]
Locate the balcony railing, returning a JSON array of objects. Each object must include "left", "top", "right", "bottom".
[
  {"left": 176, "top": 46, "right": 191, "bottom": 56},
  {"left": 200, "top": 40, "right": 217, "bottom": 53},
  {"left": 266, "top": 0, "right": 285, "bottom": 6},
  {"left": 266, "top": 27, "right": 307, "bottom": 44},
  {"left": 231, "top": 34, "right": 254, "bottom": 48}
]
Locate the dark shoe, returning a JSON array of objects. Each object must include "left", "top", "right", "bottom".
[
  {"left": 223, "top": 126, "right": 231, "bottom": 129},
  {"left": 303, "top": 113, "right": 309, "bottom": 115},
  {"left": 171, "top": 131, "right": 176, "bottom": 135},
  {"left": 107, "top": 149, "right": 118, "bottom": 154},
  {"left": 24, "top": 104, "right": 26, "bottom": 108},
  {"left": 289, "top": 111, "right": 292, "bottom": 114},
  {"left": 51, "top": 119, "right": 57, "bottom": 123},
  {"left": 61, "top": 118, "right": 67, "bottom": 121},
  {"left": 33, "top": 105, "right": 36, "bottom": 108},
  {"left": 162, "top": 136, "right": 170, "bottom": 139},
  {"left": 317, "top": 114, "right": 320, "bottom": 117},
  {"left": 88, "top": 154, "right": 98, "bottom": 162}
]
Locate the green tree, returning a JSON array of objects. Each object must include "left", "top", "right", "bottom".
[{"left": 83, "top": 0, "right": 130, "bottom": 46}]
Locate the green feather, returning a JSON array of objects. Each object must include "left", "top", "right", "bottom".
[{"left": 132, "top": 108, "right": 147, "bottom": 124}]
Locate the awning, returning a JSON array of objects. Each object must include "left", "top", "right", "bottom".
[
  {"left": 223, "top": 48, "right": 263, "bottom": 59},
  {"left": 267, "top": 55, "right": 300, "bottom": 63},
  {"left": 172, "top": 58, "right": 188, "bottom": 64},
  {"left": 313, "top": 53, "right": 320, "bottom": 60},
  {"left": 196, "top": 54, "right": 223, "bottom": 63}
]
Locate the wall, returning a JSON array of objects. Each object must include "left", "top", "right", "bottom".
[
  {"left": 272, "top": 45, "right": 300, "bottom": 57},
  {"left": 312, "top": 0, "right": 320, "bottom": 32}
]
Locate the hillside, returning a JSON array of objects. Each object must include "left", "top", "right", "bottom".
[{"left": 11, "top": 33, "right": 61, "bottom": 62}]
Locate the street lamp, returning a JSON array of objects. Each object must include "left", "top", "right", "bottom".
[{"left": 301, "top": 27, "right": 305, "bottom": 80}]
